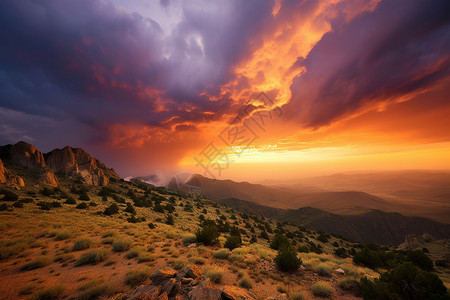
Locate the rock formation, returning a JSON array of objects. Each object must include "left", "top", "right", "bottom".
[
  {"left": 126, "top": 266, "right": 257, "bottom": 300},
  {"left": 0, "top": 142, "right": 58, "bottom": 186},
  {"left": 0, "top": 158, "right": 24, "bottom": 188},
  {"left": 45, "top": 146, "right": 119, "bottom": 186}
]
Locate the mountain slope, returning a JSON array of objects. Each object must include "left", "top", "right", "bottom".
[{"left": 217, "top": 197, "right": 450, "bottom": 245}]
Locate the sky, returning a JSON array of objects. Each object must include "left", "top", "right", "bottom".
[{"left": 0, "top": 0, "right": 449, "bottom": 182}]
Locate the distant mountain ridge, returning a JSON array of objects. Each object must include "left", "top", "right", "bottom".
[
  {"left": 218, "top": 197, "right": 450, "bottom": 245},
  {"left": 0, "top": 141, "right": 119, "bottom": 187}
]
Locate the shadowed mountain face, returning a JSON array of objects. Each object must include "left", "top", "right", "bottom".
[
  {"left": 184, "top": 173, "right": 450, "bottom": 223},
  {"left": 0, "top": 142, "right": 119, "bottom": 187},
  {"left": 218, "top": 198, "right": 450, "bottom": 245}
]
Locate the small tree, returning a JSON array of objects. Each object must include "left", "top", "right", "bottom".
[
  {"left": 196, "top": 222, "right": 219, "bottom": 245},
  {"left": 275, "top": 245, "right": 301, "bottom": 272},
  {"left": 270, "top": 233, "right": 290, "bottom": 250}
]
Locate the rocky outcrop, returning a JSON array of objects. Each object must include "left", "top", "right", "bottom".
[
  {"left": 45, "top": 146, "right": 118, "bottom": 186},
  {"left": 126, "top": 266, "right": 258, "bottom": 300},
  {"left": 0, "top": 142, "right": 57, "bottom": 186},
  {"left": 0, "top": 158, "right": 25, "bottom": 188}
]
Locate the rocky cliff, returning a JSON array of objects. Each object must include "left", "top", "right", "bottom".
[
  {"left": 0, "top": 141, "right": 119, "bottom": 187},
  {"left": 45, "top": 146, "right": 119, "bottom": 186},
  {"left": 0, "top": 142, "right": 58, "bottom": 186},
  {"left": 0, "top": 158, "right": 24, "bottom": 188}
]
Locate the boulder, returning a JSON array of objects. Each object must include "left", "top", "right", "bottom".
[
  {"left": 334, "top": 268, "right": 345, "bottom": 275},
  {"left": 265, "top": 295, "right": 288, "bottom": 300},
  {"left": 179, "top": 265, "right": 203, "bottom": 280},
  {"left": 129, "top": 285, "right": 161, "bottom": 300},
  {"left": 150, "top": 268, "right": 178, "bottom": 283},
  {"left": 161, "top": 278, "right": 179, "bottom": 297},
  {"left": 188, "top": 286, "right": 222, "bottom": 300},
  {"left": 39, "top": 168, "right": 58, "bottom": 187},
  {"left": 222, "top": 286, "right": 257, "bottom": 300}
]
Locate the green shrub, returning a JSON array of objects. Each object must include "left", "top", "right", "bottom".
[
  {"left": 239, "top": 277, "right": 252, "bottom": 289},
  {"left": 360, "top": 262, "right": 449, "bottom": 300},
  {"left": 20, "top": 256, "right": 50, "bottom": 271},
  {"left": 126, "top": 267, "right": 151, "bottom": 287},
  {"left": 75, "top": 282, "right": 108, "bottom": 300},
  {"left": 73, "top": 239, "right": 93, "bottom": 251},
  {"left": 338, "top": 277, "right": 360, "bottom": 291},
  {"left": 297, "top": 245, "right": 310, "bottom": 253},
  {"left": 407, "top": 250, "right": 433, "bottom": 271},
  {"left": 75, "top": 249, "right": 109, "bottom": 266},
  {"left": 126, "top": 248, "right": 141, "bottom": 259},
  {"left": 195, "top": 222, "right": 219, "bottom": 245},
  {"left": 224, "top": 235, "right": 241, "bottom": 250},
  {"left": 165, "top": 214, "right": 174, "bottom": 225},
  {"left": 30, "top": 285, "right": 64, "bottom": 300},
  {"left": 270, "top": 233, "right": 290, "bottom": 250},
  {"left": 312, "top": 281, "right": 333, "bottom": 297},
  {"left": 112, "top": 238, "right": 133, "bottom": 252},
  {"left": 275, "top": 245, "right": 301, "bottom": 272}
]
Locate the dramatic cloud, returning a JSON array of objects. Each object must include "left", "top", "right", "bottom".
[
  {"left": 0, "top": 0, "right": 449, "bottom": 176},
  {"left": 285, "top": 0, "right": 450, "bottom": 127}
]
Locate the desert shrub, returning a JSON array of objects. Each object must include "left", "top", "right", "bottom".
[
  {"left": 270, "top": 233, "right": 290, "bottom": 250},
  {"left": 312, "top": 281, "right": 333, "bottom": 297},
  {"left": 36, "top": 201, "right": 52, "bottom": 210},
  {"left": 79, "top": 193, "right": 90, "bottom": 201},
  {"left": 73, "top": 239, "right": 93, "bottom": 251},
  {"left": 65, "top": 197, "right": 77, "bottom": 204},
  {"left": 297, "top": 245, "right": 310, "bottom": 253},
  {"left": 435, "top": 260, "right": 448, "bottom": 268},
  {"left": 353, "top": 248, "right": 384, "bottom": 269},
  {"left": 125, "top": 202, "right": 136, "bottom": 214},
  {"left": 39, "top": 187, "right": 53, "bottom": 197},
  {"left": 195, "top": 222, "right": 219, "bottom": 245},
  {"left": 334, "top": 247, "right": 348, "bottom": 258},
  {"left": 126, "top": 267, "right": 151, "bottom": 287},
  {"left": 89, "top": 201, "right": 97, "bottom": 206},
  {"left": 76, "top": 202, "right": 88, "bottom": 209},
  {"left": 214, "top": 249, "right": 231, "bottom": 259},
  {"left": 75, "top": 249, "right": 109, "bottom": 266},
  {"left": 315, "top": 263, "right": 333, "bottom": 277},
  {"left": 102, "top": 231, "right": 117, "bottom": 238},
  {"left": 338, "top": 277, "right": 360, "bottom": 292},
  {"left": 0, "top": 190, "right": 19, "bottom": 202},
  {"left": 203, "top": 266, "right": 225, "bottom": 283},
  {"left": 317, "top": 233, "right": 330, "bottom": 243},
  {"left": 147, "top": 222, "right": 156, "bottom": 229},
  {"left": 171, "top": 260, "right": 185, "bottom": 270},
  {"left": 126, "top": 248, "right": 141, "bottom": 259},
  {"left": 360, "top": 262, "right": 449, "bottom": 300},
  {"left": 104, "top": 203, "right": 119, "bottom": 215},
  {"left": 407, "top": 250, "right": 433, "bottom": 271},
  {"left": 0, "top": 203, "right": 9, "bottom": 211},
  {"left": 190, "top": 256, "right": 205, "bottom": 265},
  {"left": 165, "top": 214, "right": 174, "bottom": 225},
  {"left": 137, "top": 253, "right": 156, "bottom": 263},
  {"left": 239, "top": 277, "right": 252, "bottom": 289},
  {"left": 112, "top": 238, "right": 133, "bottom": 252},
  {"left": 98, "top": 186, "right": 116, "bottom": 196},
  {"left": 75, "top": 282, "right": 108, "bottom": 300},
  {"left": 30, "top": 285, "right": 64, "bottom": 300},
  {"left": 275, "top": 245, "right": 301, "bottom": 272},
  {"left": 289, "top": 291, "right": 306, "bottom": 300},
  {"left": 12, "top": 200, "right": 23, "bottom": 208},
  {"left": 224, "top": 235, "right": 241, "bottom": 250},
  {"left": 182, "top": 234, "right": 197, "bottom": 245},
  {"left": 20, "top": 256, "right": 50, "bottom": 271},
  {"left": 55, "top": 230, "right": 72, "bottom": 240}
]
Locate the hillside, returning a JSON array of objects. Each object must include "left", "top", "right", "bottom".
[{"left": 217, "top": 198, "right": 450, "bottom": 245}]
